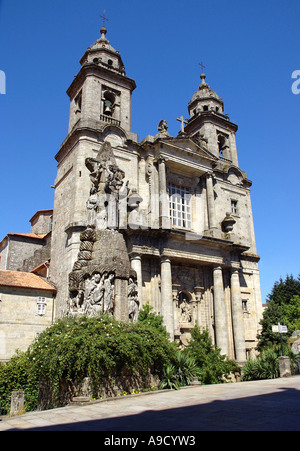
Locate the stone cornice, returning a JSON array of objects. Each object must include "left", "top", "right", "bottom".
[{"left": 67, "top": 63, "right": 136, "bottom": 100}]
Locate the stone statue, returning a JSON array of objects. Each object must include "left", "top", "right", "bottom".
[
  {"left": 128, "top": 276, "right": 140, "bottom": 322},
  {"left": 85, "top": 142, "right": 125, "bottom": 229},
  {"left": 103, "top": 272, "right": 115, "bottom": 314},
  {"left": 158, "top": 119, "right": 168, "bottom": 133},
  {"left": 179, "top": 299, "right": 193, "bottom": 323}
]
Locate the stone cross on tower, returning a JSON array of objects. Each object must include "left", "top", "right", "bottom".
[
  {"left": 176, "top": 116, "right": 188, "bottom": 133},
  {"left": 100, "top": 10, "right": 109, "bottom": 27},
  {"left": 199, "top": 61, "right": 206, "bottom": 73}
]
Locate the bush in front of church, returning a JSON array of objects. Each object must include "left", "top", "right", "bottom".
[
  {"left": 27, "top": 311, "right": 177, "bottom": 406},
  {"left": 185, "top": 326, "right": 239, "bottom": 384}
]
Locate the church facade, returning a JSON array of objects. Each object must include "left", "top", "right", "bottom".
[
  {"left": 49, "top": 24, "right": 262, "bottom": 362},
  {"left": 0, "top": 24, "right": 263, "bottom": 363}
]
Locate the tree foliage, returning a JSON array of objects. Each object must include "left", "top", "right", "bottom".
[{"left": 257, "top": 274, "right": 300, "bottom": 351}]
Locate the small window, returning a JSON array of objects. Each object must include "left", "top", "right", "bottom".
[
  {"left": 203, "top": 105, "right": 209, "bottom": 111},
  {"left": 231, "top": 199, "right": 238, "bottom": 215},
  {"left": 242, "top": 300, "right": 248, "bottom": 312},
  {"left": 218, "top": 134, "right": 226, "bottom": 158},
  {"left": 37, "top": 297, "right": 46, "bottom": 315},
  {"left": 75, "top": 91, "right": 82, "bottom": 114}
]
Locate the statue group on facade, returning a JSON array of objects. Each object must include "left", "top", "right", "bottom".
[{"left": 67, "top": 141, "right": 140, "bottom": 322}]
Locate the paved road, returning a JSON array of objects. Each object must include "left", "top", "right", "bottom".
[{"left": 1, "top": 376, "right": 300, "bottom": 432}]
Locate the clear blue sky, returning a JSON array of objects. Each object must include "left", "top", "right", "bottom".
[{"left": 0, "top": 0, "right": 299, "bottom": 303}]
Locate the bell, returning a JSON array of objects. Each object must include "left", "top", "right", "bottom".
[{"left": 104, "top": 99, "right": 113, "bottom": 116}]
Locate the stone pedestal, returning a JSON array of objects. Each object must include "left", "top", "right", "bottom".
[
  {"left": 68, "top": 228, "right": 131, "bottom": 321},
  {"left": 10, "top": 391, "right": 25, "bottom": 416},
  {"left": 278, "top": 356, "right": 291, "bottom": 377}
]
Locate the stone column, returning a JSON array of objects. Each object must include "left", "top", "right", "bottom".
[
  {"left": 158, "top": 157, "right": 170, "bottom": 229},
  {"left": 114, "top": 278, "right": 129, "bottom": 323},
  {"left": 213, "top": 266, "right": 228, "bottom": 355},
  {"left": 231, "top": 269, "right": 246, "bottom": 362},
  {"left": 160, "top": 256, "right": 174, "bottom": 339},
  {"left": 206, "top": 172, "right": 217, "bottom": 231},
  {"left": 130, "top": 253, "right": 143, "bottom": 304}
]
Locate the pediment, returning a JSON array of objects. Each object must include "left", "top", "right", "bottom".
[{"left": 160, "top": 136, "right": 217, "bottom": 162}]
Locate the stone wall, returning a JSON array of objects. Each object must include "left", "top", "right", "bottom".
[{"left": 38, "top": 371, "right": 160, "bottom": 410}]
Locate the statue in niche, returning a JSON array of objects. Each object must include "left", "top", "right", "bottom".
[
  {"left": 128, "top": 276, "right": 140, "bottom": 322},
  {"left": 178, "top": 293, "right": 193, "bottom": 324}
]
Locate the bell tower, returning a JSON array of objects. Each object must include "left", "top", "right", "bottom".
[
  {"left": 50, "top": 23, "right": 137, "bottom": 316},
  {"left": 67, "top": 24, "right": 136, "bottom": 133},
  {"left": 185, "top": 72, "right": 239, "bottom": 167}
]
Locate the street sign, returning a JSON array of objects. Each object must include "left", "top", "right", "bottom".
[
  {"left": 279, "top": 325, "right": 288, "bottom": 333},
  {"left": 272, "top": 324, "right": 288, "bottom": 334},
  {"left": 272, "top": 323, "right": 288, "bottom": 356}
]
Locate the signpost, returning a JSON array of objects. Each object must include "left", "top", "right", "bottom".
[
  {"left": 271, "top": 323, "right": 292, "bottom": 377},
  {"left": 272, "top": 323, "right": 288, "bottom": 356}
]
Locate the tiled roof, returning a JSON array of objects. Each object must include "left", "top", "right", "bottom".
[
  {"left": 0, "top": 233, "right": 47, "bottom": 248},
  {"left": 0, "top": 270, "right": 56, "bottom": 292},
  {"left": 8, "top": 233, "right": 47, "bottom": 239}
]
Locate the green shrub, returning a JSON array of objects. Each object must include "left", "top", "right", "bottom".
[
  {"left": 185, "top": 326, "right": 239, "bottom": 384},
  {"left": 159, "top": 351, "right": 199, "bottom": 390},
  {"left": 159, "top": 364, "right": 180, "bottom": 390},
  {"left": 0, "top": 351, "right": 39, "bottom": 415},
  {"left": 242, "top": 348, "right": 279, "bottom": 381},
  {"left": 27, "top": 313, "right": 176, "bottom": 403}
]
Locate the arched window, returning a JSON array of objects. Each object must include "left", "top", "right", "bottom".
[
  {"left": 218, "top": 134, "right": 226, "bottom": 158},
  {"left": 103, "top": 91, "right": 115, "bottom": 116}
]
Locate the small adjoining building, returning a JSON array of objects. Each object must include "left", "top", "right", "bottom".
[{"left": 0, "top": 270, "right": 56, "bottom": 361}]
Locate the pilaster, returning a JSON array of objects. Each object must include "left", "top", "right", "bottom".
[{"left": 158, "top": 157, "right": 170, "bottom": 230}]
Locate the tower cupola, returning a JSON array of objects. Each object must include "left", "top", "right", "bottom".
[
  {"left": 185, "top": 72, "right": 239, "bottom": 165},
  {"left": 188, "top": 73, "right": 224, "bottom": 118}
]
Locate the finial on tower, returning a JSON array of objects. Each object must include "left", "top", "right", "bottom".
[
  {"left": 198, "top": 62, "right": 208, "bottom": 88},
  {"left": 99, "top": 10, "right": 109, "bottom": 43}
]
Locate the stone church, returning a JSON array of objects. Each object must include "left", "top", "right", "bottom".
[{"left": 0, "top": 24, "right": 263, "bottom": 363}]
